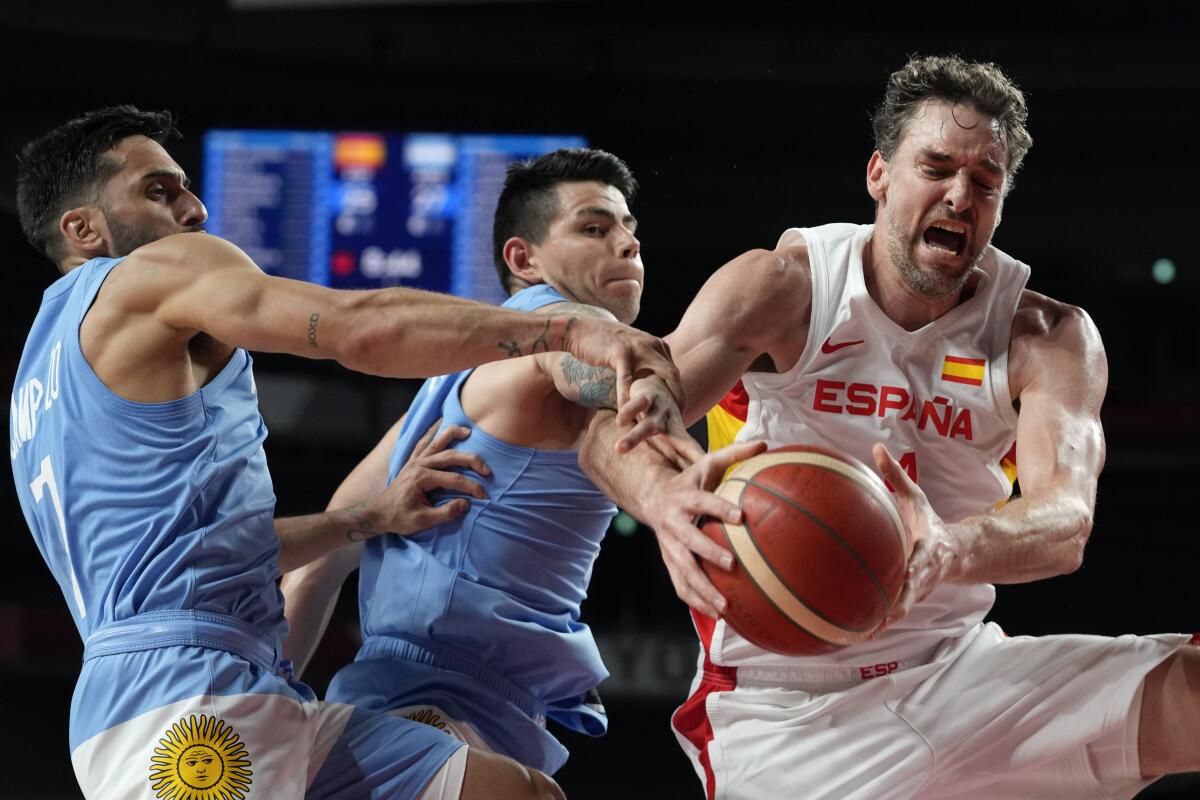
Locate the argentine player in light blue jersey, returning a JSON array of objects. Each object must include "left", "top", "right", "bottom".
[
  {"left": 282, "top": 149, "right": 721, "bottom": 776},
  {"left": 10, "top": 107, "right": 685, "bottom": 799}
]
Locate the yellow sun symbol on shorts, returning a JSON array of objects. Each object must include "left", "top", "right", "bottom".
[{"left": 148, "top": 714, "right": 253, "bottom": 800}]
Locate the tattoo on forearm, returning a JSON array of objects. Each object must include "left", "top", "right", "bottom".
[
  {"left": 531, "top": 317, "right": 553, "bottom": 353},
  {"left": 559, "top": 315, "right": 576, "bottom": 351},
  {"left": 307, "top": 312, "right": 320, "bottom": 349},
  {"left": 560, "top": 355, "right": 617, "bottom": 409},
  {"left": 498, "top": 315, "right": 576, "bottom": 359},
  {"left": 345, "top": 504, "right": 376, "bottom": 542}
]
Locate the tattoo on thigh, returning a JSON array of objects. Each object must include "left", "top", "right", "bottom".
[{"left": 307, "top": 312, "right": 320, "bottom": 349}]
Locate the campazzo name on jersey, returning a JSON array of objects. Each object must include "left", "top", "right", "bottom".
[{"left": 10, "top": 339, "right": 62, "bottom": 461}]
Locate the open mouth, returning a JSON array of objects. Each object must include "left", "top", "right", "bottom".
[{"left": 923, "top": 221, "right": 966, "bottom": 256}]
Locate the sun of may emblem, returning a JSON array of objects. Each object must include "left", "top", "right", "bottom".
[{"left": 149, "top": 714, "right": 253, "bottom": 800}]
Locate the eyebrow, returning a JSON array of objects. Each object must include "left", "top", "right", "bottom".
[
  {"left": 140, "top": 168, "right": 191, "bottom": 188},
  {"left": 917, "top": 148, "right": 1005, "bottom": 178},
  {"left": 575, "top": 206, "right": 638, "bottom": 231}
]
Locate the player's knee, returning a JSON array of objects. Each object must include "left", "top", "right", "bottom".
[
  {"left": 459, "top": 747, "right": 564, "bottom": 800},
  {"left": 527, "top": 767, "right": 565, "bottom": 800}
]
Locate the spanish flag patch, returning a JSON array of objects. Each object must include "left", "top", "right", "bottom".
[{"left": 941, "top": 355, "right": 985, "bottom": 387}]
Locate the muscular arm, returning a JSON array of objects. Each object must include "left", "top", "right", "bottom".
[
  {"left": 879, "top": 294, "right": 1108, "bottom": 620},
  {"left": 91, "top": 232, "right": 679, "bottom": 401},
  {"left": 950, "top": 297, "right": 1106, "bottom": 582},
  {"left": 532, "top": 303, "right": 622, "bottom": 411},
  {"left": 579, "top": 246, "right": 809, "bottom": 613}
]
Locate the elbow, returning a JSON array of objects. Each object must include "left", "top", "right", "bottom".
[
  {"left": 329, "top": 294, "right": 395, "bottom": 376},
  {"left": 1060, "top": 501, "right": 1094, "bottom": 575}
]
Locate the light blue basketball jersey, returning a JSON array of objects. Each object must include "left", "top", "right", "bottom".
[
  {"left": 13, "top": 258, "right": 468, "bottom": 798},
  {"left": 328, "top": 284, "right": 618, "bottom": 773},
  {"left": 10, "top": 257, "right": 285, "bottom": 642}
]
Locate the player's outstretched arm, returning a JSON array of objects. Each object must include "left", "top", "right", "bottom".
[
  {"left": 528, "top": 301, "right": 698, "bottom": 456},
  {"left": 878, "top": 294, "right": 1107, "bottom": 625},
  {"left": 280, "top": 418, "right": 487, "bottom": 674},
  {"left": 580, "top": 410, "right": 765, "bottom": 618},
  {"left": 127, "top": 232, "right": 681, "bottom": 402},
  {"left": 578, "top": 246, "right": 808, "bottom": 616}
]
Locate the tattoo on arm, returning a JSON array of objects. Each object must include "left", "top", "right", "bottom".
[
  {"left": 560, "top": 355, "right": 618, "bottom": 409},
  {"left": 307, "top": 312, "right": 320, "bottom": 349},
  {"left": 531, "top": 317, "right": 553, "bottom": 353},
  {"left": 498, "top": 315, "right": 575, "bottom": 358},
  {"left": 344, "top": 503, "right": 376, "bottom": 542}
]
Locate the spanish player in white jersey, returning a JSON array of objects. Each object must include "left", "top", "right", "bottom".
[{"left": 582, "top": 55, "right": 1200, "bottom": 798}]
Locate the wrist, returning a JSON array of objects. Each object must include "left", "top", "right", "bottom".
[
  {"left": 938, "top": 523, "right": 969, "bottom": 583},
  {"left": 343, "top": 502, "right": 382, "bottom": 542},
  {"left": 550, "top": 311, "right": 585, "bottom": 355}
]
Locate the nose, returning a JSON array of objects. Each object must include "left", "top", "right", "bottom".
[
  {"left": 178, "top": 187, "right": 208, "bottom": 228},
  {"left": 617, "top": 228, "right": 640, "bottom": 260},
  {"left": 943, "top": 171, "right": 973, "bottom": 214}
]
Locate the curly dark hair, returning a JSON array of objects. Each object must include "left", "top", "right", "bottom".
[
  {"left": 872, "top": 55, "right": 1032, "bottom": 186},
  {"left": 16, "top": 105, "right": 180, "bottom": 264},
  {"left": 492, "top": 147, "right": 637, "bottom": 293}
]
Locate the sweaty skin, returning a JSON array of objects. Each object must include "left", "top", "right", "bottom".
[{"left": 580, "top": 100, "right": 1200, "bottom": 780}]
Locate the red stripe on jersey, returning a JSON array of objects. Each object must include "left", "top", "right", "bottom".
[
  {"left": 944, "top": 355, "right": 986, "bottom": 367},
  {"left": 718, "top": 380, "right": 749, "bottom": 422},
  {"left": 941, "top": 373, "right": 984, "bottom": 386},
  {"left": 671, "top": 612, "right": 737, "bottom": 800}
]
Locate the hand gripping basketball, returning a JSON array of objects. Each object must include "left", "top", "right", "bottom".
[
  {"left": 872, "top": 443, "right": 963, "bottom": 630},
  {"left": 699, "top": 445, "right": 911, "bottom": 655},
  {"left": 645, "top": 440, "right": 768, "bottom": 619}
]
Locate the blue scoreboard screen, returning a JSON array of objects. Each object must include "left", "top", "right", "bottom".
[{"left": 202, "top": 130, "right": 587, "bottom": 305}]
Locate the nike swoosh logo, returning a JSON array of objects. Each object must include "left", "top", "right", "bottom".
[{"left": 821, "top": 337, "right": 864, "bottom": 354}]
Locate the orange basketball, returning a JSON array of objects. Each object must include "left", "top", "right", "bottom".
[{"left": 700, "top": 445, "right": 911, "bottom": 656}]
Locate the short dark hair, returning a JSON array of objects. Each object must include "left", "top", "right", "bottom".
[
  {"left": 16, "top": 105, "right": 180, "bottom": 263},
  {"left": 492, "top": 147, "right": 637, "bottom": 293},
  {"left": 872, "top": 55, "right": 1032, "bottom": 186}
]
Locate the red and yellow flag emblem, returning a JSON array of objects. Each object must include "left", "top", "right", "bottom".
[
  {"left": 707, "top": 380, "right": 749, "bottom": 451},
  {"left": 941, "top": 355, "right": 985, "bottom": 387}
]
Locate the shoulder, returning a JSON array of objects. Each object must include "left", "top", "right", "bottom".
[
  {"left": 1011, "top": 290, "right": 1101, "bottom": 348},
  {"left": 712, "top": 245, "right": 811, "bottom": 315},
  {"left": 102, "top": 233, "right": 257, "bottom": 307},
  {"left": 1009, "top": 290, "right": 1106, "bottom": 398},
  {"left": 122, "top": 231, "right": 256, "bottom": 274}
]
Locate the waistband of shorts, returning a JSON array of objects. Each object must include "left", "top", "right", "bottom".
[
  {"left": 728, "top": 642, "right": 944, "bottom": 691},
  {"left": 83, "top": 610, "right": 281, "bottom": 673},
  {"left": 359, "top": 635, "right": 542, "bottom": 718}
]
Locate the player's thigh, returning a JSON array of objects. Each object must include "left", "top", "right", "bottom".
[
  {"left": 894, "top": 624, "right": 1187, "bottom": 795},
  {"left": 1139, "top": 641, "right": 1200, "bottom": 776},
  {"left": 73, "top": 690, "right": 315, "bottom": 800},
  {"left": 459, "top": 747, "right": 564, "bottom": 800},
  {"left": 307, "top": 702, "right": 466, "bottom": 799},
  {"left": 703, "top": 681, "right": 933, "bottom": 800}
]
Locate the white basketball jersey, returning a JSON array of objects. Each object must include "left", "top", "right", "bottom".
[{"left": 705, "top": 222, "right": 1030, "bottom": 671}]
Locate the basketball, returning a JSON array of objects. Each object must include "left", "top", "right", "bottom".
[{"left": 700, "top": 445, "right": 911, "bottom": 656}]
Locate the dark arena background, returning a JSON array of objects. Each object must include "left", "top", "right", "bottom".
[{"left": 3, "top": 3, "right": 1199, "bottom": 797}]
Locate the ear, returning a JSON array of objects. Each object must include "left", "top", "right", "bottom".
[
  {"left": 59, "top": 206, "right": 110, "bottom": 259},
  {"left": 866, "top": 150, "right": 889, "bottom": 204},
  {"left": 503, "top": 236, "right": 543, "bottom": 285}
]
